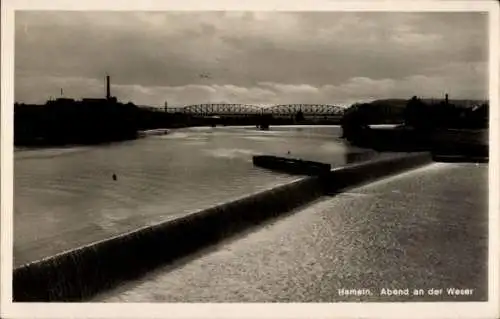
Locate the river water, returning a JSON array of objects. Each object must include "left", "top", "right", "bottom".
[{"left": 14, "top": 125, "right": 374, "bottom": 266}]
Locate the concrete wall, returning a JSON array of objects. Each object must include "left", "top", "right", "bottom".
[{"left": 13, "top": 152, "right": 432, "bottom": 302}]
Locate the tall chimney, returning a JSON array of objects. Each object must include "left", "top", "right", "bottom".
[
  {"left": 445, "top": 93, "right": 449, "bottom": 105},
  {"left": 106, "top": 75, "right": 111, "bottom": 99}
]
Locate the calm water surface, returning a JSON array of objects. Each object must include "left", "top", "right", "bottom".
[{"left": 14, "top": 125, "right": 373, "bottom": 266}]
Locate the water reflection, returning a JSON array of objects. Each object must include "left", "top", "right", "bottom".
[{"left": 14, "top": 125, "right": 373, "bottom": 265}]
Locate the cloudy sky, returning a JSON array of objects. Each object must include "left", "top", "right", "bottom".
[{"left": 15, "top": 11, "right": 488, "bottom": 107}]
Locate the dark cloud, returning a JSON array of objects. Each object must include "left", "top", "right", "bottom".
[{"left": 15, "top": 11, "right": 488, "bottom": 105}]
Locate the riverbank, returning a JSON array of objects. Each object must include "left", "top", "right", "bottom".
[
  {"left": 343, "top": 125, "right": 488, "bottom": 160},
  {"left": 14, "top": 129, "right": 170, "bottom": 150}
]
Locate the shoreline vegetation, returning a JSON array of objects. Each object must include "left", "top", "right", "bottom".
[
  {"left": 14, "top": 94, "right": 488, "bottom": 160},
  {"left": 341, "top": 95, "right": 488, "bottom": 159}
]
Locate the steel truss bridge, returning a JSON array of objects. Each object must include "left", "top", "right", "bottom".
[{"left": 141, "top": 103, "right": 345, "bottom": 118}]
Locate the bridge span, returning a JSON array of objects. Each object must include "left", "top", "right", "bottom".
[{"left": 141, "top": 103, "right": 346, "bottom": 118}]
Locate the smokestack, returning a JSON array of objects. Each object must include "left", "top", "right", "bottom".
[
  {"left": 106, "top": 75, "right": 111, "bottom": 99},
  {"left": 445, "top": 93, "right": 449, "bottom": 105}
]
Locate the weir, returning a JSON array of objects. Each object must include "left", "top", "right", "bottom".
[{"left": 13, "top": 152, "right": 432, "bottom": 302}]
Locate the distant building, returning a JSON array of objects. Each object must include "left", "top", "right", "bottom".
[{"left": 46, "top": 98, "right": 76, "bottom": 105}]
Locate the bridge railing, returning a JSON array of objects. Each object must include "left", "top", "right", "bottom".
[{"left": 160, "top": 103, "right": 345, "bottom": 117}]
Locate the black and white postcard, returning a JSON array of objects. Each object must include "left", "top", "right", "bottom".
[{"left": 1, "top": 1, "right": 498, "bottom": 318}]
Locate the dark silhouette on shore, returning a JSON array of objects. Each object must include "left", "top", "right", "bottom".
[
  {"left": 15, "top": 75, "right": 139, "bottom": 146},
  {"left": 340, "top": 94, "right": 489, "bottom": 160},
  {"left": 15, "top": 80, "right": 342, "bottom": 147}
]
